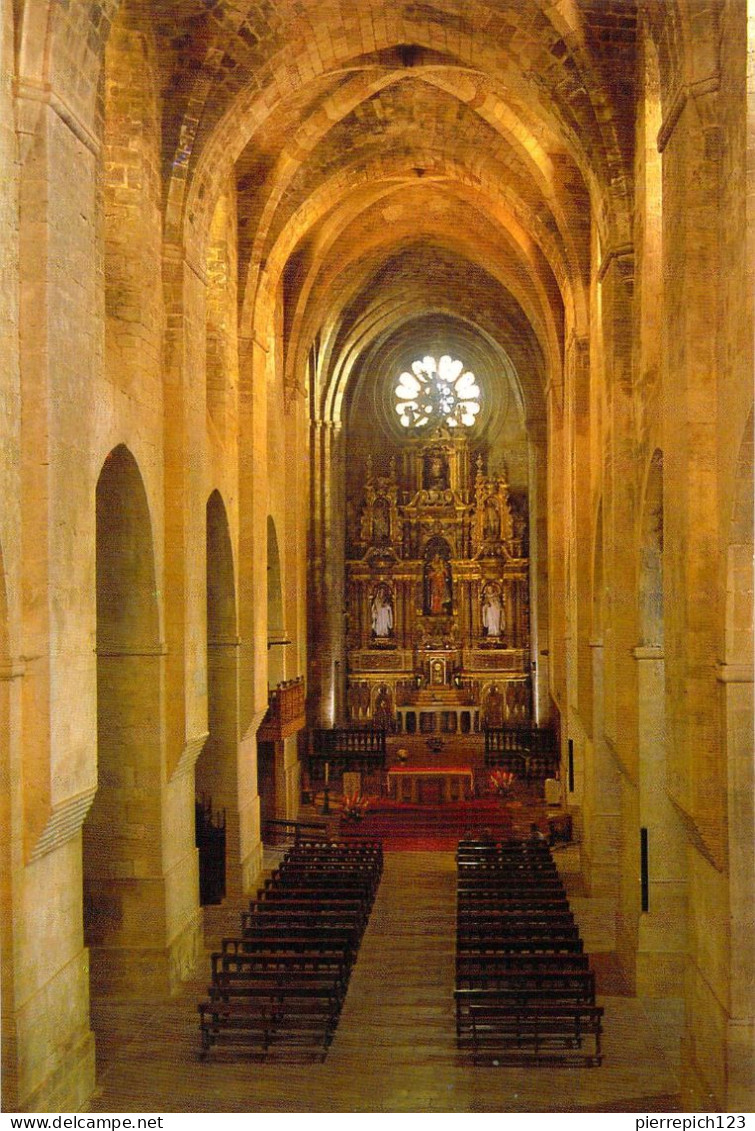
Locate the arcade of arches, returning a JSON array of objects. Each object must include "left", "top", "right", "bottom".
[{"left": 0, "top": 0, "right": 753, "bottom": 1113}]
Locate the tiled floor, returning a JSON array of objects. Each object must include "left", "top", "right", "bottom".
[{"left": 88, "top": 852, "right": 683, "bottom": 1114}]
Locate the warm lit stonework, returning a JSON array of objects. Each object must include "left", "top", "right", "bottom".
[{"left": 0, "top": 0, "right": 752, "bottom": 1114}]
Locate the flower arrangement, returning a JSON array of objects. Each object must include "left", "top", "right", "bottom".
[
  {"left": 489, "top": 770, "right": 516, "bottom": 797},
  {"left": 342, "top": 792, "right": 370, "bottom": 820}
]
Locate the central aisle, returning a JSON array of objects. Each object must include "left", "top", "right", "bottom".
[{"left": 331, "top": 851, "right": 460, "bottom": 1101}]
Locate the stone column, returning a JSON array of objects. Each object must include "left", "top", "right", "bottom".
[
  {"left": 719, "top": 660, "right": 755, "bottom": 1109},
  {"left": 634, "top": 645, "right": 687, "bottom": 996},
  {"left": 237, "top": 331, "right": 270, "bottom": 891},
  {"left": 585, "top": 640, "right": 621, "bottom": 900}
]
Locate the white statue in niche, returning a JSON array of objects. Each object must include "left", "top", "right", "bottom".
[
  {"left": 482, "top": 584, "right": 504, "bottom": 638},
  {"left": 371, "top": 583, "right": 394, "bottom": 638}
]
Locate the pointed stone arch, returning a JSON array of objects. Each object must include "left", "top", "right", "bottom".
[{"left": 195, "top": 491, "right": 241, "bottom": 901}]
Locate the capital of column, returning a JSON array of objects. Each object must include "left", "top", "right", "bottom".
[
  {"left": 658, "top": 72, "right": 720, "bottom": 153},
  {"left": 15, "top": 76, "right": 99, "bottom": 156},
  {"left": 95, "top": 644, "right": 168, "bottom": 657},
  {"left": 632, "top": 645, "right": 664, "bottom": 661},
  {"left": 716, "top": 661, "right": 754, "bottom": 684},
  {"left": 311, "top": 418, "right": 342, "bottom": 435},
  {"left": 597, "top": 244, "right": 634, "bottom": 286},
  {"left": 0, "top": 657, "right": 26, "bottom": 680},
  {"left": 208, "top": 636, "right": 242, "bottom": 649},
  {"left": 172, "top": 731, "right": 211, "bottom": 781},
  {"left": 238, "top": 330, "right": 269, "bottom": 354}
]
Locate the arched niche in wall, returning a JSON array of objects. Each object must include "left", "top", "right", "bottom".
[
  {"left": 267, "top": 516, "right": 287, "bottom": 686},
  {"left": 83, "top": 445, "right": 162, "bottom": 998},
  {"left": 196, "top": 491, "right": 240, "bottom": 903}
]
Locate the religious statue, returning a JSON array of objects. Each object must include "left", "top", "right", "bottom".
[
  {"left": 481, "top": 584, "right": 504, "bottom": 638},
  {"left": 370, "top": 583, "right": 393, "bottom": 637},
  {"left": 425, "top": 554, "right": 451, "bottom": 615},
  {"left": 483, "top": 683, "right": 504, "bottom": 728},
  {"left": 484, "top": 498, "right": 500, "bottom": 540},
  {"left": 373, "top": 684, "right": 393, "bottom": 729},
  {"left": 348, "top": 682, "right": 361, "bottom": 720},
  {"left": 372, "top": 497, "right": 390, "bottom": 543},
  {"left": 424, "top": 450, "right": 449, "bottom": 490}
]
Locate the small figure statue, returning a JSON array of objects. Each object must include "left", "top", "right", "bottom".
[
  {"left": 370, "top": 583, "right": 394, "bottom": 637},
  {"left": 482, "top": 584, "right": 504, "bottom": 638},
  {"left": 426, "top": 554, "right": 452, "bottom": 615},
  {"left": 484, "top": 683, "right": 504, "bottom": 728},
  {"left": 484, "top": 498, "right": 500, "bottom": 539}
]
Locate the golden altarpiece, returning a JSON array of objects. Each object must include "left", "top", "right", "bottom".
[{"left": 345, "top": 427, "right": 532, "bottom": 735}]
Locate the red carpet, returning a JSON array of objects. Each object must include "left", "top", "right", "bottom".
[{"left": 339, "top": 799, "right": 515, "bottom": 851}]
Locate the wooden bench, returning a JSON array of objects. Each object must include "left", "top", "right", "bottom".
[
  {"left": 257, "top": 886, "right": 375, "bottom": 913},
  {"left": 456, "top": 970, "right": 594, "bottom": 995},
  {"left": 241, "top": 910, "right": 364, "bottom": 935},
  {"left": 274, "top": 864, "right": 381, "bottom": 888},
  {"left": 458, "top": 922, "right": 581, "bottom": 942},
  {"left": 249, "top": 896, "right": 369, "bottom": 927},
  {"left": 456, "top": 953, "right": 590, "bottom": 979},
  {"left": 208, "top": 971, "right": 347, "bottom": 1005},
  {"left": 212, "top": 949, "right": 350, "bottom": 978},
  {"left": 461, "top": 1002, "right": 604, "bottom": 1066},
  {"left": 455, "top": 976, "right": 596, "bottom": 1035},
  {"left": 199, "top": 987, "right": 343, "bottom": 1061},
  {"left": 458, "top": 890, "right": 568, "bottom": 904},
  {"left": 457, "top": 911, "right": 576, "bottom": 933},
  {"left": 266, "top": 871, "right": 379, "bottom": 900},
  {"left": 457, "top": 888, "right": 567, "bottom": 904},
  {"left": 287, "top": 845, "right": 386, "bottom": 859},
  {"left": 457, "top": 935, "right": 584, "bottom": 956}
]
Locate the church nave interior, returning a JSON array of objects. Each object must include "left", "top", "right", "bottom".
[{"left": 0, "top": 0, "right": 752, "bottom": 1114}]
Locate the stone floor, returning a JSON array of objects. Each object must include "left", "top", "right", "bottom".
[{"left": 87, "top": 851, "right": 684, "bottom": 1113}]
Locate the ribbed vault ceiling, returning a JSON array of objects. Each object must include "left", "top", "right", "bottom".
[{"left": 149, "top": 0, "right": 638, "bottom": 430}]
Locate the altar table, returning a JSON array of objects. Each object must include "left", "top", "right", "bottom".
[{"left": 386, "top": 765, "right": 474, "bottom": 803}]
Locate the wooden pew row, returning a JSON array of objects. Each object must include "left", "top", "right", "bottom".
[
  {"left": 256, "top": 885, "right": 377, "bottom": 913},
  {"left": 456, "top": 849, "right": 554, "bottom": 864},
  {"left": 454, "top": 840, "right": 603, "bottom": 1067},
  {"left": 457, "top": 952, "right": 590, "bottom": 976},
  {"left": 461, "top": 1002, "right": 604, "bottom": 1065},
  {"left": 267, "top": 869, "right": 380, "bottom": 901},
  {"left": 249, "top": 895, "right": 370, "bottom": 924},
  {"left": 200, "top": 840, "right": 383, "bottom": 1060},
  {"left": 285, "top": 839, "right": 383, "bottom": 862},
  {"left": 211, "top": 949, "right": 350, "bottom": 978},
  {"left": 457, "top": 892, "right": 569, "bottom": 907},
  {"left": 457, "top": 909, "right": 576, "bottom": 930},
  {"left": 455, "top": 978, "right": 597, "bottom": 1038},
  {"left": 199, "top": 986, "right": 345, "bottom": 1061},
  {"left": 456, "top": 958, "right": 592, "bottom": 987}
]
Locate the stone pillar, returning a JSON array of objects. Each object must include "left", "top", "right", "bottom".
[
  {"left": 719, "top": 660, "right": 755, "bottom": 1109},
  {"left": 311, "top": 419, "right": 345, "bottom": 726},
  {"left": 584, "top": 640, "right": 621, "bottom": 900},
  {"left": 15, "top": 88, "right": 100, "bottom": 1111},
  {"left": 237, "top": 330, "right": 270, "bottom": 892},
  {"left": 634, "top": 645, "right": 687, "bottom": 996}
]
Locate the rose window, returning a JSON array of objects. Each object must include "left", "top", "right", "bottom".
[{"left": 394, "top": 355, "right": 481, "bottom": 429}]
